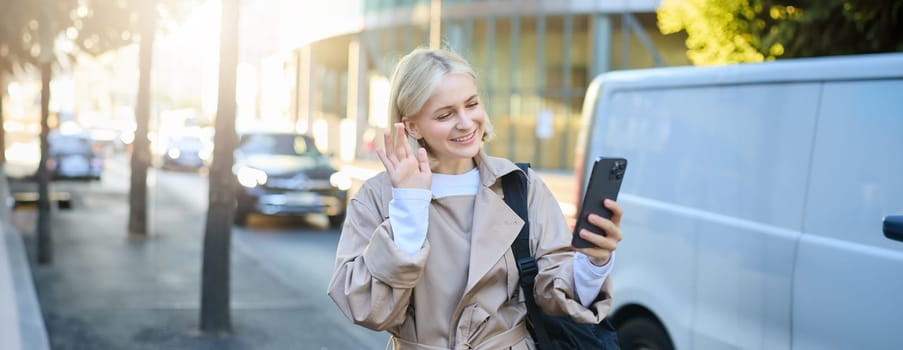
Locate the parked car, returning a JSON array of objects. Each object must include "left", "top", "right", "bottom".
[
  {"left": 233, "top": 132, "right": 350, "bottom": 228},
  {"left": 576, "top": 53, "right": 903, "bottom": 350},
  {"left": 48, "top": 131, "right": 103, "bottom": 180},
  {"left": 161, "top": 134, "right": 212, "bottom": 171}
]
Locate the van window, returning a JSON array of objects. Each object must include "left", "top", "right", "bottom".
[
  {"left": 804, "top": 79, "right": 903, "bottom": 246},
  {"left": 596, "top": 83, "right": 820, "bottom": 228},
  {"left": 589, "top": 82, "right": 821, "bottom": 349},
  {"left": 794, "top": 79, "right": 903, "bottom": 350}
]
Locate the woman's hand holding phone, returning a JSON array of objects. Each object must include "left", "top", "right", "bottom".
[
  {"left": 573, "top": 199, "right": 623, "bottom": 266},
  {"left": 571, "top": 157, "right": 627, "bottom": 266},
  {"left": 376, "top": 123, "right": 432, "bottom": 190}
]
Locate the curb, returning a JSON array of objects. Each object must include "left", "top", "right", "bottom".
[{"left": 0, "top": 165, "right": 50, "bottom": 350}]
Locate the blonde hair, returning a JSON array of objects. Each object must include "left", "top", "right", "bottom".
[{"left": 387, "top": 47, "right": 495, "bottom": 142}]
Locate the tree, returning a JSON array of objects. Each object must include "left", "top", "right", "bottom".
[
  {"left": 0, "top": 0, "right": 135, "bottom": 165},
  {"left": 0, "top": 0, "right": 79, "bottom": 263},
  {"left": 658, "top": 0, "right": 903, "bottom": 65},
  {"left": 0, "top": 0, "right": 41, "bottom": 185},
  {"left": 128, "top": 0, "right": 157, "bottom": 238},
  {"left": 0, "top": 0, "right": 65, "bottom": 126},
  {"left": 0, "top": 0, "right": 132, "bottom": 262},
  {"left": 200, "top": 0, "right": 239, "bottom": 334},
  {"left": 0, "top": 0, "right": 186, "bottom": 262},
  {"left": 65, "top": 0, "right": 193, "bottom": 238}
]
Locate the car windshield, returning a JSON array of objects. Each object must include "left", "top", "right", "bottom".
[
  {"left": 172, "top": 137, "right": 204, "bottom": 151},
  {"left": 50, "top": 135, "right": 93, "bottom": 155},
  {"left": 238, "top": 134, "right": 317, "bottom": 156}
]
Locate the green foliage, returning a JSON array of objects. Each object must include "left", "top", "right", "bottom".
[
  {"left": 0, "top": 0, "right": 77, "bottom": 71},
  {"left": 658, "top": 0, "right": 903, "bottom": 65},
  {"left": 73, "top": 0, "right": 194, "bottom": 57},
  {"left": 0, "top": 0, "right": 194, "bottom": 73}
]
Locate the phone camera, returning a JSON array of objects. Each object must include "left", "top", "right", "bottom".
[{"left": 609, "top": 161, "right": 625, "bottom": 180}]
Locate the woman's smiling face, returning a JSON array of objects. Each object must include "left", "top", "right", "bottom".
[{"left": 403, "top": 73, "right": 485, "bottom": 174}]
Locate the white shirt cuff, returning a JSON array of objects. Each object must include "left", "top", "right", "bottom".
[
  {"left": 573, "top": 251, "right": 616, "bottom": 307},
  {"left": 389, "top": 188, "right": 432, "bottom": 256}
]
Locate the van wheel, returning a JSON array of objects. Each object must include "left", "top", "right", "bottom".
[{"left": 618, "top": 317, "right": 674, "bottom": 350}]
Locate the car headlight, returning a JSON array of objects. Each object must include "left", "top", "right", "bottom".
[
  {"left": 329, "top": 171, "right": 352, "bottom": 191},
  {"left": 237, "top": 166, "right": 268, "bottom": 188},
  {"left": 167, "top": 148, "right": 181, "bottom": 159}
]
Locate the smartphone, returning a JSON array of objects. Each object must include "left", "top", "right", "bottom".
[{"left": 572, "top": 157, "right": 628, "bottom": 248}]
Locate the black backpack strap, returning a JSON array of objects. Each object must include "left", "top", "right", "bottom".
[
  {"left": 502, "top": 162, "right": 554, "bottom": 349},
  {"left": 504, "top": 163, "right": 533, "bottom": 279}
]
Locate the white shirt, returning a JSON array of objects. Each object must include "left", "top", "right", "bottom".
[{"left": 388, "top": 168, "right": 614, "bottom": 307}]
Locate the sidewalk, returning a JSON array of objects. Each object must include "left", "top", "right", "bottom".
[
  {"left": 0, "top": 166, "right": 50, "bottom": 350},
  {"left": 8, "top": 172, "right": 381, "bottom": 349}
]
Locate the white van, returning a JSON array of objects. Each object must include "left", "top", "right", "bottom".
[{"left": 575, "top": 53, "right": 903, "bottom": 350}]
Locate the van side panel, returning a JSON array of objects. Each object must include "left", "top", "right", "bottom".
[
  {"left": 795, "top": 79, "right": 903, "bottom": 350},
  {"left": 599, "top": 83, "right": 819, "bottom": 350}
]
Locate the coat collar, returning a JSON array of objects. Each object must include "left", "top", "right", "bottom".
[
  {"left": 463, "top": 151, "right": 525, "bottom": 294},
  {"left": 472, "top": 150, "right": 522, "bottom": 187}
]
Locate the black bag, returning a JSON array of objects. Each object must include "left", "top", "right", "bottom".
[{"left": 502, "top": 163, "right": 620, "bottom": 350}]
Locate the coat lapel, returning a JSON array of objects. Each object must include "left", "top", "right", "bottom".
[
  {"left": 458, "top": 152, "right": 524, "bottom": 295},
  {"left": 463, "top": 180, "right": 523, "bottom": 294}
]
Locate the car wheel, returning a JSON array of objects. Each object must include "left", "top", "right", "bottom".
[
  {"left": 618, "top": 317, "right": 674, "bottom": 350},
  {"left": 328, "top": 212, "right": 346, "bottom": 229}
]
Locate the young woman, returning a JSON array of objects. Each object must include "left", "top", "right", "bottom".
[{"left": 328, "top": 48, "right": 623, "bottom": 350}]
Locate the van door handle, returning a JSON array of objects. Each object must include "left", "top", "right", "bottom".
[{"left": 884, "top": 216, "right": 903, "bottom": 243}]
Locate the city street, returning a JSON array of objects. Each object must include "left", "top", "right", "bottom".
[
  {"left": 3, "top": 1, "right": 901, "bottom": 349},
  {"left": 11, "top": 154, "right": 389, "bottom": 349}
]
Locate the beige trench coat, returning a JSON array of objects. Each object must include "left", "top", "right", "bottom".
[{"left": 327, "top": 152, "right": 613, "bottom": 350}]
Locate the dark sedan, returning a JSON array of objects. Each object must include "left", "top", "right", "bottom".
[
  {"left": 162, "top": 135, "right": 212, "bottom": 171},
  {"left": 48, "top": 131, "right": 103, "bottom": 180},
  {"left": 232, "top": 132, "right": 350, "bottom": 228}
]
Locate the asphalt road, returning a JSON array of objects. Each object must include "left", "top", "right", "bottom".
[{"left": 12, "top": 154, "right": 389, "bottom": 349}]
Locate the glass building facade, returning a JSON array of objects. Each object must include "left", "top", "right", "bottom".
[{"left": 289, "top": 0, "right": 689, "bottom": 170}]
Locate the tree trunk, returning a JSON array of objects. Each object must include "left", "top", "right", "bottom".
[
  {"left": 128, "top": 0, "right": 157, "bottom": 237},
  {"left": 199, "top": 0, "right": 239, "bottom": 334},
  {"left": 0, "top": 69, "right": 8, "bottom": 221},
  {"left": 0, "top": 70, "right": 6, "bottom": 164},
  {"left": 37, "top": 61, "right": 52, "bottom": 264}
]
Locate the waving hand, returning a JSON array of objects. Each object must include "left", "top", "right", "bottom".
[{"left": 375, "top": 123, "right": 432, "bottom": 190}]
